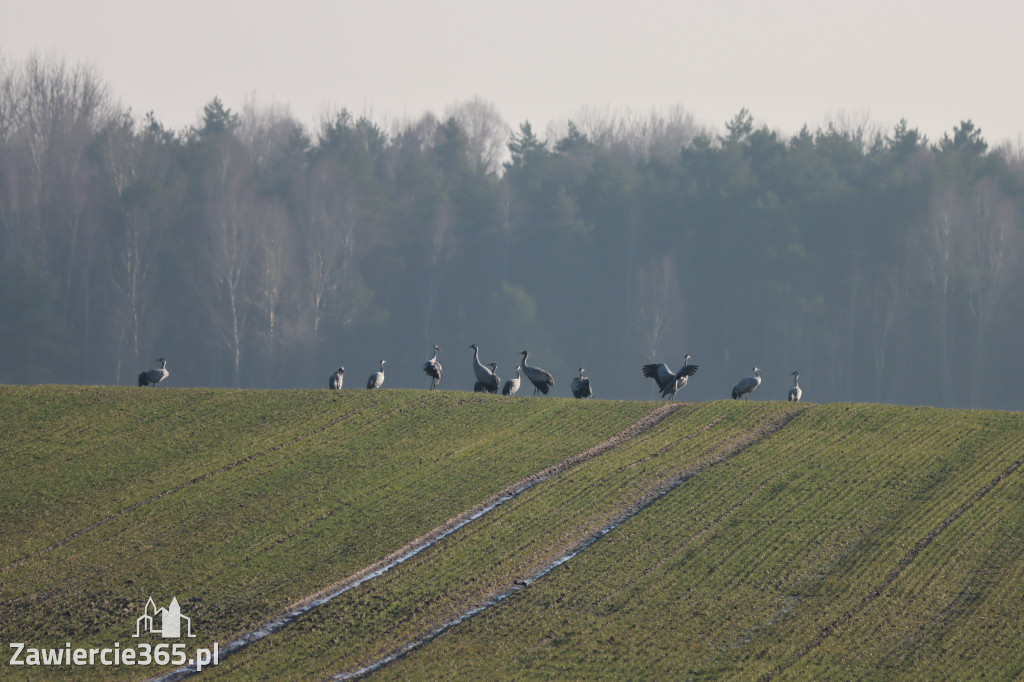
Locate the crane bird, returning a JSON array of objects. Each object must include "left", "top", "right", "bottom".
[
  {"left": 366, "top": 360, "right": 386, "bottom": 389},
  {"left": 788, "top": 370, "right": 802, "bottom": 402},
  {"left": 138, "top": 358, "right": 169, "bottom": 387},
  {"left": 571, "top": 368, "right": 593, "bottom": 399},
  {"left": 519, "top": 350, "right": 555, "bottom": 396},
  {"left": 423, "top": 345, "right": 443, "bottom": 389},
  {"left": 328, "top": 367, "right": 345, "bottom": 390},
  {"left": 474, "top": 362, "right": 501, "bottom": 393},
  {"left": 502, "top": 366, "right": 522, "bottom": 396},
  {"left": 732, "top": 366, "right": 762, "bottom": 400},
  {"left": 469, "top": 344, "right": 500, "bottom": 394},
  {"left": 642, "top": 354, "right": 698, "bottom": 400}
]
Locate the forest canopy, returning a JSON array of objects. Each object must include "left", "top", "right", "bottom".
[{"left": 1, "top": 54, "right": 1022, "bottom": 409}]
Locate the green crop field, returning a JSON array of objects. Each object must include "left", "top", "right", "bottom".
[{"left": 1, "top": 385, "right": 1022, "bottom": 680}]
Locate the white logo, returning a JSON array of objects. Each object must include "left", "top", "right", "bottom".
[
  {"left": 8, "top": 595, "right": 218, "bottom": 671},
  {"left": 133, "top": 597, "right": 195, "bottom": 639}
]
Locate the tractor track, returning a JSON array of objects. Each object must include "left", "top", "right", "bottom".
[
  {"left": 153, "top": 402, "right": 687, "bottom": 680},
  {"left": 323, "top": 405, "right": 806, "bottom": 680}
]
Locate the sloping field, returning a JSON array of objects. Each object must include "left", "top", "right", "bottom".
[
  {"left": 2, "top": 386, "right": 1023, "bottom": 679},
  {"left": 0, "top": 385, "right": 652, "bottom": 678},
  {"left": 374, "top": 403, "right": 1024, "bottom": 680}
]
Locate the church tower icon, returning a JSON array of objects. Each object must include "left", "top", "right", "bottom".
[{"left": 134, "top": 597, "right": 196, "bottom": 638}]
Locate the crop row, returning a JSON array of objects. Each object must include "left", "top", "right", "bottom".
[
  {"left": 377, "top": 403, "right": 1024, "bottom": 679},
  {"left": 206, "top": 401, "right": 802, "bottom": 678},
  {"left": 4, "top": 387, "right": 1022, "bottom": 679},
  {"left": 0, "top": 385, "right": 653, "bottom": 679}
]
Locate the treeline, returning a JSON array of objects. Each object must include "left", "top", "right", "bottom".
[{"left": 1, "top": 54, "right": 1022, "bottom": 408}]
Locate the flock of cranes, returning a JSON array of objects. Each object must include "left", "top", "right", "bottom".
[
  {"left": 467, "top": 346, "right": 556, "bottom": 397},
  {"left": 136, "top": 352, "right": 804, "bottom": 402},
  {"left": 348, "top": 346, "right": 801, "bottom": 402}
]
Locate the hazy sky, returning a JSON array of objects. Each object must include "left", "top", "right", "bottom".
[{"left": 2, "top": 0, "right": 1022, "bottom": 146}]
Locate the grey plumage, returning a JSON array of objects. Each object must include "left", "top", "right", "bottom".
[
  {"left": 732, "top": 366, "right": 762, "bottom": 400},
  {"left": 328, "top": 367, "right": 345, "bottom": 390},
  {"left": 519, "top": 350, "right": 555, "bottom": 396},
  {"left": 571, "top": 367, "right": 593, "bottom": 399},
  {"left": 423, "top": 345, "right": 443, "bottom": 389},
  {"left": 469, "top": 344, "right": 500, "bottom": 394},
  {"left": 788, "top": 370, "right": 802, "bottom": 402},
  {"left": 474, "top": 362, "right": 501, "bottom": 393},
  {"left": 366, "top": 360, "right": 386, "bottom": 389},
  {"left": 642, "top": 354, "right": 698, "bottom": 399},
  {"left": 502, "top": 366, "right": 521, "bottom": 396},
  {"left": 138, "top": 358, "right": 169, "bottom": 387}
]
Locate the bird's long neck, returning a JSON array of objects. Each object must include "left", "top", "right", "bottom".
[
  {"left": 793, "top": 375, "right": 799, "bottom": 387},
  {"left": 160, "top": 359, "right": 167, "bottom": 369}
]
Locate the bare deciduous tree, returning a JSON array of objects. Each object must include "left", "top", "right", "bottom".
[
  {"left": 634, "top": 253, "right": 682, "bottom": 359},
  {"left": 446, "top": 97, "right": 509, "bottom": 175},
  {"left": 0, "top": 54, "right": 116, "bottom": 382},
  {"left": 568, "top": 105, "right": 702, "bottom": 161},
  {"left": 421, "top": 193, "right": 453, "bottom": 343},
  {"left": 197, "top": 154, "right": 257, "bottom": 387},
  {"left": 296, "top": 160, "right": 374, "bottom": 337},
  {"left": 251, "top": 201, "right": 294, "bottom": 380},
  {"left": 238, "top": 93, "right": 305, "bottom": 176},
  {"left": 914, "top": 186, "right": 963, "bottom": 406},
  {"left": 99, "top": 114, "right": 164, "bottom": 377},
  {"left": 963, "top": 177, "right": 1019, "bottom": 405}
]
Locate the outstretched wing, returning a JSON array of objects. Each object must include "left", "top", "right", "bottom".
[
  {"left": 674, "top": 363, "right": 698, "bottom": 381},
  {"left": 642, "top": 363, "right": 675, "bottom": 390}
]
